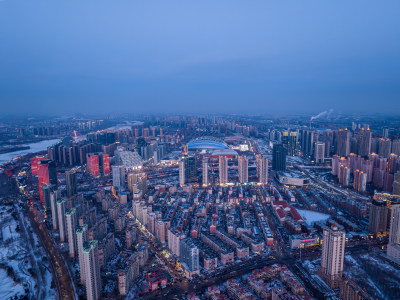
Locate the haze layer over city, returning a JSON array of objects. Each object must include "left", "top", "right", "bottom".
[{"left": 1, "top": 1, "right": 400, "bottom": 300}]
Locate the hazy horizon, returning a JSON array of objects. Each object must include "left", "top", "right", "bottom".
[{"left": 1, "top": 0, "right": 400, "bottom": 115}]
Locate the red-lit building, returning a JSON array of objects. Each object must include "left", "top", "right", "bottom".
[
  {"left": 98, "top": 153, "right": 110, "bottom": 175},
  {"left": 102, "top": 153, "right": 110, "bottom": 175},
  {"left": 37, "top": 160, "right": 57, "bottom": 203},
  {"left": 30, "top": 156, "right": 46, "bottom": 175},
  {"left": 87, "top": 153, "right": 99, "bottom": 176}
]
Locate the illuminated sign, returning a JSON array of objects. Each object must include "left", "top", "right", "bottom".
[{"left": 301, "top": 238, "right": 315, "bottom": 242}]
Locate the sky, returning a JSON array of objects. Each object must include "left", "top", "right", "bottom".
[{"left": 0, "top": 0, "right": 399, "bottom": 116}]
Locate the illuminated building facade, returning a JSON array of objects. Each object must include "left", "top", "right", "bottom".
[
  {"left": 30, "top": 156, "right": 46, "bottom": 175},
  {"left": 219, "top": 155, "right": 228, "bottom": 185},
  {"left": 202, "top": 159, "right": 208, "bottom": 187},
  {"left": 238, "top": 155, "right": 248, "bottom": 184},
  {"left": 87, "top": 153, "right": 99, "bottom": 176},
  {"left": 38, "top": 159, "right": 57, "bottom": 203},
  {"left": 257, "top": 155, "right": 269, "bottom": 184},
  {"left": 320, "top": 226, "right": 345, "bottom": 288}
]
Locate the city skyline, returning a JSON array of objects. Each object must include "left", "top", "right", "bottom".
[
  {"left": 1, "top": 1, "right": 400, "bottom": 299},
  {"left": 1, "top": 114, "right": 400, "bottom": 299}
]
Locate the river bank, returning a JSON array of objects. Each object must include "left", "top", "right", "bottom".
[{"left": 0, "top": 139, "right": 60, "bottom": 166}]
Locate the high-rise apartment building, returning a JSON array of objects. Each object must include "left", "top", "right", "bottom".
[
  {"left": 66, "top": 170, "right": 77, "bottom": 198},
  {"left": 383, "top": 126, "right": 389, "bottom": 138},
  {"left": 38, "top": 159, "right": 57, "bottom": 203},
  {"left": 387, "top": 205, "right": 400, "bottom": 264},
  {"left": 179, "top": 156, "right": 197, "bottom": 186},
  {"left": 314, "top": 142, "right": 325, "bottom": 163},
  {"left": 337, "top": 129, "right": 350, "bottom": 157},
  {"left": 353, "top": 169, "right": 367, "bottom": 192},
  {"left": 338, "top": 165, "right": 351, "bottom": 186},
  {"left": 394, "top": 171, "right": 400, "bottom": 195},
  {"left": 238, "top": 155, "right": 248, "bottom": 184},
  {"left": 202, "top": 159, "right": 208, "bottom": 187},
  {"left": 184, "top": 156, "right": 196, "bottom": 180},
  {"left": 50, "top": 189, "right": 61, "bottom": 230},
  {"left": 356, "top": 129, "right": 372, "bottom": 157},
  {"left": 387, "top": 153, "right": 398, "bottom": 174},
  {"left": 180, "top": 238, "right": 200, "bottom": 273},
  {"left": 112, "top": 165, "right": 125, "bottom": 187},
  {"left": 368, "top": 200, "right": 388, "bottom": 234},
  {"left": 99, "top": 153, "right": 110, "bottom": 175},
  {"left": 272, "top": 144, "right": 286, "bottom": 171},
  {"left": 179, "top": 159, "right": 185, "bottom": 186},
  {"left": 320, "top": 226, "right": 346, "bottom": 288},
  {"left": 155, "top": 220, "right": 166, "bottom": 243},
  {"left": 66, "top": 208, "right": 77, "bottom": 258},
  {"left": 77, "top": 224, "right": 89, "bottom": 284},
  {"left": 56, "top": 199, "right": 67, "bottom": 242},
  {"left": 87, "top": 154, "right": 99, "bottom": 176},
  {"left": 83, "top": 240, "right": 102, "bottom": 300},
  {"left": 392, "top": 140, "right": 400, "bottom": 156},
  {"left": 30, "top": 156, "right": 46, "bottom": 175},
  {"left": 42, "top": 184, "right": 53, "bottom": 217},
  {"left": 125, "top": 227, "right": 137, "bottom": 249},
  {"left": 127, "top": 172, "right": 136, "bottom": 192},
  {"left": 301, "top": 130, "right": 315, "bottom": 157},
  {"left": 257, "top": 155, "right": 268, "bottom": 184},
  {"left": 389, "top": 205, "right": 400, "bottom": 245},
  {"left": 288, "top": 131, "right": 298, "bottom": 156},
  {"left": 378, "top": 138, "right": 391, "bottom": 158},
  {"left": 282, "top": 131, "right": 289, "bottom": 153},
  {"left": 142, "top": 128, "right": 149, "bottom": 138},
  {"left": 219, "top": 155, "right": 228, "bottom": 185},
  {"left": 117, "top": 252, "right": 140, "bottom": 296},
  {"left": 167, "top": 228, "right": 185, "bottom": 257}
]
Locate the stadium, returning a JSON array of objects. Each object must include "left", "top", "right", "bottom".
[{"left": 187, "top": 137, "right": 229, "bottom": 150}]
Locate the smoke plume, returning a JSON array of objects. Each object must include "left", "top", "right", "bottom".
[{"left": 310, "top": 109, "right": 334, "bottom": 121}]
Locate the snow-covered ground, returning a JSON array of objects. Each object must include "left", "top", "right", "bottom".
[
  {"left": 0, "top": 268, "right": 25, "bottom": 299},
  {"left": 343, "top": 251, "right": 400, "bottom": 299},
  {"left": 297, "top": 209, "right": 330, "bottom": 225},
  {"left": 0, "top": 201, "right": 56, "bottom": 299}
]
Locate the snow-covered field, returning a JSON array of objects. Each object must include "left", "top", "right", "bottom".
[
  {"left": 0, "top": 268, "right": 25, "bottom": 299},
  {"left": 343, "top": 251, "right": 400, "bottom": 299},
  {"left": 297, "top": 209, "right": 330, "bottom": 225},
  {"left": 304, "top": 251, "right": 400, "bottom": 299},
  {"left": 0, "top": 201, "right": 56, "bottom": 299}
]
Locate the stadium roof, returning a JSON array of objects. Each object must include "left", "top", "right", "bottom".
[{"left": 188, "top": 137, "right": 229, "bottom": 150}]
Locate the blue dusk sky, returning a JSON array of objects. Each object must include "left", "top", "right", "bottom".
[{"left": 0, "top": 0, "right": 399, "bottom": 116}]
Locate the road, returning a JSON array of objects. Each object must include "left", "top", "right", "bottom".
[
  {"left": 302, "top": 167, "right": 369, "bottom": 202},
  {"left": 27, "top": 201, "right": 76, "bottom": 300}
]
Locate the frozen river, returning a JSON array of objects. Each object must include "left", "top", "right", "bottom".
[{"left": 0, "top": 139, "right": 60, "bottom": 166}]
